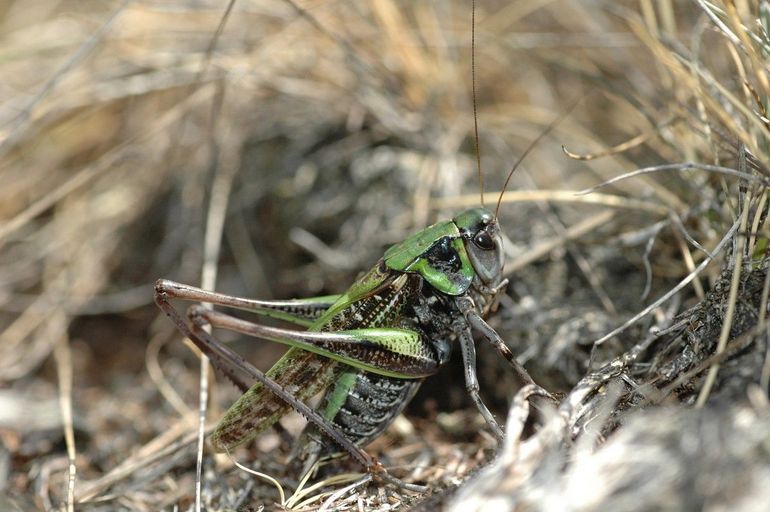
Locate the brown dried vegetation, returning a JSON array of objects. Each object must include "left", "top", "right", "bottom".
[{"left": 1, "top": 1, "right": 770, "bottom": 511}]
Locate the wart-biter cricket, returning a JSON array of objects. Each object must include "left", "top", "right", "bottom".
[
  {"left": 154, "top": 202, "right": 544, "bottom": 485},
  {"left": 154, "top": 2, "right": 552, "bottom": 491}
]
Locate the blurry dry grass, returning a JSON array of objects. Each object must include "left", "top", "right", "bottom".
[{"left": 2, "top": 0, "right": 770, "bottom": 511}]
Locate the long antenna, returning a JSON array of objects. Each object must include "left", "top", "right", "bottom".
[
  {"left": 494, "top": 97, "right": 584, "bottom": 218},
  {"left": 471, "top": 0, "right": 484, "bottom": 207}
]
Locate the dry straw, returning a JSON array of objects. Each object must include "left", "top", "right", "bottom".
[{"left": 2, "top": 1, "right": 770, "bottom": 510}]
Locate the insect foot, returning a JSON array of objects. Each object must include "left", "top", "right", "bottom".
[{"left": 369, "top": 459, "right": 428, "bottom": 493}]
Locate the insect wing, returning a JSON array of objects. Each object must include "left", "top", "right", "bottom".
[{"left": 210, "top": 261, "right": 398, "bottom": 451}]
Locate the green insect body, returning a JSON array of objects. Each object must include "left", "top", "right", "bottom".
[{"left": 154, "top": 206, "right": 531, "bottom": 469}]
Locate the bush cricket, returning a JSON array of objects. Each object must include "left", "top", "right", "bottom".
[{"left": 153, "top": 2, "right": 560, "bottom": 492}]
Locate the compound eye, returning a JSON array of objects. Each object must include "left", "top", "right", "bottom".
[{"left": 473, "top": 231, "right": 495, "bottom": 250}]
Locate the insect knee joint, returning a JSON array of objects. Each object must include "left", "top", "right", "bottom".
[
  {"left": 153, "top": 279, "right": 170, "bottom": 301},
  {"left": 455, "top": 296, "right": 476, "bottom": 315},
  {"left": 186, "top": 304, "right": 209, "bottom": 327},
  {"left": 499, "top": 344, "right": 514, "bottom": 359}
]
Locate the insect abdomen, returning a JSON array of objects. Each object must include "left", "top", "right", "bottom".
[
  {"left": 313, "top": 271, "right": 455, "bottom": 451},
  {"left": 326, "top": 371, "right": 422, "bottom": 445}
]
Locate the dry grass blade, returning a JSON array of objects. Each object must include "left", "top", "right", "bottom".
[
  {"left": 75, "top": 420, "right": 211, "bottom": 503},
  {"left": 227, "top": 451, "right": 287, "bottom": 507},
  {"left": 696, "top": 162, "right": 753, "bottom": 407},
  {"left": 505, "top": 210, "right": 616, "bottom": 275},
  {"left": 192, "top": 154, "right": 238, "bottom": 510},
  {"left": 0, "top": 0, "right": 133, "bottom": 156},
  {"left": 561, "top": 117, "right": 676, "bottom": 161},
  {"left": 577, "top": 162, "right": 770, "bottom": 195},
  {"left": 52, "top": 313, "right": 76, "bottom": 512},
  {"left": 591, "top": 216, "right": 740, "bottom": 347},
  {"left": 433, "top": 189, "right": 670, "bottom": 215}
]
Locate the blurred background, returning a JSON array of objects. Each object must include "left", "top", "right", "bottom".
[{"left": 2, "top": 1, "right": 769, "bottom": 510}]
